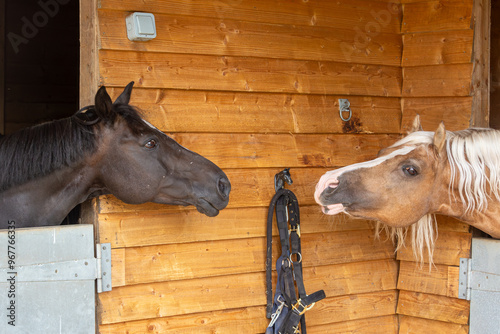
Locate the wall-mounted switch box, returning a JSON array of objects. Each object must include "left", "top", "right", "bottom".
[{"left": 126, "top": 12, "right": 156, "bottom": 41}]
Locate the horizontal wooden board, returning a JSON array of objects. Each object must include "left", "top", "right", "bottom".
[
  {"left": 107, "top": 87, "right": 402, "bottom": 134},
  {"left": 397, "top": 290, "right": 470, "bottom": 325},
  {"left": 398, "top": 315, "right": 468, "bottom": 334},
  {"left": 434, "top": 215, "right": 470, "bottom": 233},
  {"left": 99, "top": 0, "right": 401, "bottom": 33},
  {"left": 99, "top": 270, "right": 397, "bottom": 325},
  {"left": 401, "top": 97, "right": 472, "bottom": 132},
  {"left": 402, "top": 0, "right": 473, "bottom": 33},
  {"left": 402, "top": 29, "right": 473, "bottom": 66},
  {"left": 398, "top": 261, "right": 460, "bottom": 298},
  {"left": 110, "top": 231, "right": 396, "bottom": 286},
  {"left": 397, "top": 230, "right": 472, "bottom": 266},
  {"left": 99, "top": 10, "right": 401, "bottom": 66},
  {"left": 307, "top": 315, "right": 398, "bottom": 334},
  {"left": 100, "top": 313, "right": 399, "bottom": 334},
  {"left": 98, "top": 206, "right": 375, "bottom": 248},
  {"left": 98, "top": 306, "right": 268, "bottom": 334},
  {"left": 99, "top": 271, "right": 266, "bottom": 324},
  {"left": 402, "top": 63, "right": 473, "bottom": 97},
  {"left": 306, "top": 290, "right": 398, "bottom": 326},
  {"left": 168, "top": 133, "right": 400, "bottom": 168},
  {"left": 99, "top": 50, "right": 402, "bottom": 96}
]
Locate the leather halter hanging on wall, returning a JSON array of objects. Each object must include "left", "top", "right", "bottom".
[{"left": 266, "top": 169, "right": 326, "bottom": 334}]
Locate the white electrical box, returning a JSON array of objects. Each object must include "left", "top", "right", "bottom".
[{"left": 126, "top": 12, "right": 156, "bottom": 41}]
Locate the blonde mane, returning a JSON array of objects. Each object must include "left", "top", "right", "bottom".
[{"left": 377, "top": 128, "right": 500, "bottom": 266}]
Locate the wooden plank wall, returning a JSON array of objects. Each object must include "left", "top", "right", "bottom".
[
  {"left": 398, "top": 0, "right": 474, "bottom": 332},
  {"left": 89, "top": 1, "right": 405, "bottom": 333}
]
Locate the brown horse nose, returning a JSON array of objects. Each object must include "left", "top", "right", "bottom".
[{"left": 217, "top": 176, "right": 231, "bottom": 200}]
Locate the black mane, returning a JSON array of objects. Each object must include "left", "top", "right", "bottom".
[{"left": 0, "top": 103, "right": 147, "bottom": 193}]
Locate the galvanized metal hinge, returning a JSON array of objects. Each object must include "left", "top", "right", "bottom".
[
  {"left": 458, "top": 238, "right": 500, "bottom": 334},
  {"left": 0, "top": 242, "right": 112, "bottom": 293},
  {"left": 459, "top": 258, "right": 472, "bottom": 300},
  {"left": 96, "top": 243, "right": 112, "bottom": 293},
  {"left": 459, "top": 251, "right": 500, "bottom": 301},
  {"left": 459, "top": 258, "right": 500, "bottom": 300}
]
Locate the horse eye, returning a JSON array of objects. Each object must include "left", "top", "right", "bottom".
[
  {"left": 144, "top": 139, "right": 157, "bottom": 149},
  {"left": 403, "top": 165, "right": 418, "bottom": 176}
]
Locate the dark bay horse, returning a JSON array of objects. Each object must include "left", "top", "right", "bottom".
[
  {"left": 0, "top": 82, "right": 231, "bottom": 228},
  {"left": 315, "top": 116, "right": 500, "bottom": 262}
]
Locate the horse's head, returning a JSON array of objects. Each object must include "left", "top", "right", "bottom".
[
  {"left": 83, "top": 82, "right": 230, "bottom": 217},
  {"left": 314, "top": 116, "right": 449, "bottom": 228}
]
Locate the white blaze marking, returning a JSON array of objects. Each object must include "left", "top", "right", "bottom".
[{"left": 314, "top": 145, "right": 417, "bottom": 212}]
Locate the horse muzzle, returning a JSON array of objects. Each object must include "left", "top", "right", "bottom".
[
  {"left": 315, "top": 170, "right": 349, "bottom": 215},
  {"left": 195, "top": 174, "right": 231, "bottom": 217}
]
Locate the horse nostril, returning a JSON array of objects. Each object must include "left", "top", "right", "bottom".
[
  {"left": 324, "top": 181, "right": 339, "bottom": 194},
  {"left": 217, "top": 177, "right": 231, "bottom": 199}
]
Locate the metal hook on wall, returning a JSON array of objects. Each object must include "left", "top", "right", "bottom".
[{"left": 338, "top": 99, "right": 352, "bottom": 122}]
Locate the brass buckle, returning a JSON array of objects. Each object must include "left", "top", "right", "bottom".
[
  {"left": 289, "top": 225, "right": 301, "bottom": 237},
  {"left": 292, "top": 299, "right": 315, "bottom": 316}
]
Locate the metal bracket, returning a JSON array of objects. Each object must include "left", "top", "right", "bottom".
[
  {"left": 96, "top": 243, "right": 112, "bottom": 293},
  {"left": 338, "top": 99, "right": 352, "bottom": 122},
  {"left": 0, "top": 242, "right": 112, "bottom": 293},
  {"left": 459, "top": 243, "right": 500, "bottom": 300},
  {"left": 458, "top": 238, "right": 500, "bottom": 333},
  {"left": 459, "top": 258, "right": 471, "bottom": 300}
]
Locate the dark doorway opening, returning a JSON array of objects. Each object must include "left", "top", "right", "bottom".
[
  {"left": 2, "top": 0, "right": 79, "bottom": 135},
  {"left": 2, "top": 0, "right": 80, "bottom": 223}
]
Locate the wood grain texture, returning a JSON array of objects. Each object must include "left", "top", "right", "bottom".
[
  {"left": 402, "top": 0, "right": 473, "bottom": 33},
  {"left": 107, "top": 88, "right": 402, "bottom": 134},
  {"left": 307, "top": 315, "right": 398, "bottom": 334},
  {"left": 98, "top": 206, "right": 375, "bottom": 248},
  {"left": 398, "top": 261, "right": 460, "bottom": 297},
  {"left": 99, "top": 10, "right": 401, "bottom": 66},
  {"left": 109, "top": 233, "right": 396, "bottom": 286},
  {"left": 397, "top": 290, "right": 470, "bottom": 325},
  {"left": 99, "top": 0, "right": 402, "bottom": 33},
  {"left": 91, "top": 0, "right": 479, "bottom": 331},
  {"left": 402, "top": 63, "right": 473, "bottom": 97},
  {"left": 306, "top": 290, "right": 398, "bottom": 326},
  {"left": 99, "top": 272, "right": 266, "bottom": 324},
  {"left": 167, "top": 133, "right": 400, "bottom": 169},
  {"left": 99, "top": 50, "right": 402, "bottom": 96},
  {"left": 401, "top": 97, "right": 472, "bottom": 132},
  {"left": 98, "top": 306, "right": 268, "bottom": 334},
  {"left": 397, "top": 230, "right": 472, "bottom": 266},
  {"left": 99, "top": 272, "right": 397, "bottom": 325},
  {"left": 469, "top": 0, "right": 490, "bottom": 127},
  {"left": 100, "top": 313, "right": 399, "bottom": 334},
  {"left": 402, "top": 29, "right": 473, "bottom": 66},
  {"left": 398, "top": 315, "right": 468, "bottom": 334},
  {"left": 80, "top": 0, "right": 99, "bottom": 106}
]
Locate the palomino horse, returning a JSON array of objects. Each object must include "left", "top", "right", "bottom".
[
  {"left": 0, "top": 82, "right": 231, "bottom": 229},
  {"left": 315, "top": 116, "right": 500, "bottom": 262}
]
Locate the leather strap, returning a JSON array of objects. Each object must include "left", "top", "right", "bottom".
[{"left": 266, "top": 181, "right": 326, "bottom": 334}]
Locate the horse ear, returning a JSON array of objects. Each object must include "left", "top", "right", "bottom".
[
  {"left": 94, "top": 86, "right": 113, "bottom": 117},
  {"left": 409, "top": 115, "right": 423, "bottom": 133},
  {"left": 433, "top": 121, "right": 446, "bottom": 155},
  {"left": 114, "top": 81, "right": 134, "bottom": 105}
]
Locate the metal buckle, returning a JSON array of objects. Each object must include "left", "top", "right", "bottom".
[
  {"left": 289, "top": 225, "right": 301, "bottom": 238},
  {"left": 292, "top": 299, "right": 316, "bottom": 316},
  {"left": 268, "top": 295, "right": 286, "bottom": 328}
]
